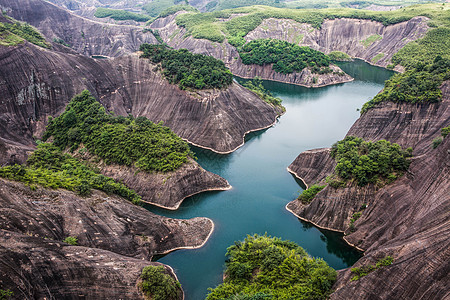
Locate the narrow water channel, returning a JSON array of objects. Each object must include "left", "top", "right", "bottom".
[{"left": 146, "top": 60, "right": 394, "bottom": 300}]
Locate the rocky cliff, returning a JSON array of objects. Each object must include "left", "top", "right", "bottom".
[
  {"left": 150, "top": 13, "right": 353, "bottom": 87},
  {"left": 0, "top": 40, "right": 281, "bottom": 160},
  {"left": 246, "top": 17, "right": 429, "bottom": 68},
  {"left": 0, "top": 0, "right": 157, "bottom": 57},
  {"left": 286, "top": 83, "right": 450, "bottom": 298},
  {"left": 0, "top": 177, "right": 213, "bottom": 298}
]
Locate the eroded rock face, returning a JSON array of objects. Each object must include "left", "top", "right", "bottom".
[
  {"left": 0, "top": 230, "right": 182, "bottom": 299},
  {"left": 286, "top": 83, "right": 450, "bottom": 298},
  {"left": 0, "top": 0, "right": 157, "bottom": 57},
  {"left": 96, "top": 158, "right": 231, "bottom": 210},
  {"left": 246, "top": 17, "right": 429, "bottom": 68},
  {"left": 0, "top": 41, "right": 281, "bottom": 161},
  {"left": 150, "top": 13, "right": 353, "bottom": 87}
]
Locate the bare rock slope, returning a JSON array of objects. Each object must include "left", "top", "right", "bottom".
[
  {"left": 0, "top": 178, "right": 212, "bottom": 298},
  {"left": 286, "top": 83, "right": 450, "bottom": 299}
]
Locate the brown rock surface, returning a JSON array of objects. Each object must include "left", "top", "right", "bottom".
[{"left": 286, "top": 83, "right": 450, "bottom": 298}]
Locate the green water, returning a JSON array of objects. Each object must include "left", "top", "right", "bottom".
[{"left": 146, "top": 60, "right": 394, "bottom": 299}]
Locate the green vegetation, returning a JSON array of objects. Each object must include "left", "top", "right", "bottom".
[
  {"left": 297, "top": 184, "right": 325, "bottom": 204},
  {"left": 174, "top": 4, "right": 446, "bottom": 44},
  {"left": 43, "top": 91, "right": 192, "bottom": 172},
  {"left": 159, "top": 4, "right": 198, "bottom": 18},
  {"left": 139, "top": 265, "right": 182, "bottom": 300},
  {"left": 238, "top": 39, "right": 332, "bottom": 74},
  {"left": 330, "top": 136, "right": 412, "bottom": 187},
  {"left": 351, "top": 256, "right": 393, "bottom": 281},
  {"left": 441, "top": 126, "right": 450, "bottom": 138},
  {"left": 328, "top": 51, "right": 352, "bottom": 61},
  {"left": 243, "top": 77, "right": 284, "bottom": 109},
  {"left": 371, "top": 53, "right": 385, "bottom": 63},
  {"left": 211, "top": 0, "right": 285, "bottom": 11},
  {"left": 360, "top": 34, "right": 382, "bottom": 47},
  {"left": 63, "top": 236, "right": 78, "bottom": 246},
  {"left": 348, "top": 212, "right": 362, "bottom": 232},
  {"left": 94, "top": 7, "right": 151, "bottom": 22},
  {"left": 0, "top": 143, "right": 141, "bottom": 204},
  {"left": 53, "top": 37, "right": 70, "bottom": 47},
  {"left": 143, "top": 0, "right": 183, "bottom": 17},
  {"left": 432, "top": 137, "right": 442, "bottom": 148},
  {"left": 144, "top": 28, "right": 164, "bottom": 44},
  {"left": 0, "top": 19, "right": 49, "bottom": 48},
  {"left": 0, "top": 289, "right": 13, "bottom": 300},
  {"left": 139, "top": 43, "right": 233, "bottom": 89},
  {"left": 361, "top": 55, "right": 450, "bottom": 113},
  {"left": 206, "top": 234, "right": 337, "bottom": 299}
]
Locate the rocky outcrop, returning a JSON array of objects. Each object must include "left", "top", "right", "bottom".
[
  {"left": 150, "top": 13, "right": 353, "bottom": 87},
  {"left": 0, "top": 230, "right": 183, "bottom": 299},
  {"left": 0, "top": 177, "right": 216, "bottom": 298},
  {"left": 286, "top": 83, "right": 450, "bottom": 298},
  {"left": 246, "top": 17, "right": 429, "bottom": 68},
  {"left": 0, "top": 41, "right": 281, "bottom": 158},
  {"left": 0, "top": 0, "right": 157, "bottom": 57},
  {"left": 93, "top": 158, "right": 231, "bottom": 210}
]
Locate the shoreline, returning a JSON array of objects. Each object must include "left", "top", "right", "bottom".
[{"left": 141, "top": 184, "right": 232, "bottom": 210}]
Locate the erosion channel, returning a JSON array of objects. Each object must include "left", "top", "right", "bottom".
[{"left": 146, "top": 60, "right": 395, "bottom": 299}]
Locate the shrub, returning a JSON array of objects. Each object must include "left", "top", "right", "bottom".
[
  {"left": 328, "top": 51, "right": 352, "bottom": 61},
  {"left": 238, "top": 39, "right": 331, "bottom": 74},
  {"left": 432, "top": 137, "right": 442, "bottom": 148},
  {"left": 206, "top": 234, "right": 337, "bottom": 300},
  {"left": 139, "top": 265, "right": 181, "bottom": 300},
  {"left": 159, "top": 4, "right": 198, "bottom": 18},
  {"left": 330, "top": 136, "right": 412, "bottom": 187},
  {"left": 441, "top": 126, "right": 450, "bottom": 138},
  {"left": 43, "top": 90, "right": 192, "bottom": 173},
  {"left": 0, "top": 19, "right": 50, "bottom": 48},
  {"left": 63, "top": 236, "right": 78, "bottom": 245},
  {"left": 298, "top": 184, "right": 326, "bottom": 204},
  {"left": 243, "top": 77, "right": 284, "bottom": 109},
  {"left": 94, "top": 7, "right": 151, "bottom": 22},
  {"left": 351, "top": 256, "right": 393, "bottom": 281},
  {"left": 0, "top": 289, "right": 13, "bottom": 300},
  {"left": 140, "top": 44, "right": 233, "bottom": 90}
]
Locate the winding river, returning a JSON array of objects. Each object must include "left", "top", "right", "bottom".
[{"left": 147, "top": 60, "right": 394, "bottom": 300}]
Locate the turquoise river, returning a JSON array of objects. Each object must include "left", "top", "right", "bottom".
[{"left": 147, "top": 60, "right": 394, "bottom": 299}]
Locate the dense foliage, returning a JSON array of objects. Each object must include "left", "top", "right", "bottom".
[
  {"left": 143, "top": 0, "right": 188, "bottom": 17},
  {"left": 43, "top": 90, "right": 192, "bottom": 172},
  {"left": 206, "top": 234, "right": 337, "bottom": 300},
  {"left": 330, "top": 136, "right": 412, "bottom": 186},
  {"left": 159, "top": 4, "right": 198, "bottom": 18},
  {"left": 297, "top": 184, "right": 325, "bottom": 204},
  {"left": 0, "top": 289, "right": 13, "bottom": 300},
  {"left": 351, "top": 256, "right": 393, "bottom": 281},
  {"left": 94, "top": 8, "right": 151, "bottom": 22},
  {"left": 243, "top": 77, "right": 284, "bottom": 109},
  {"left": 211, "top": 0, "right": 285, "bottom": 11},
  {"left": 0, "top": 19, "right": 49, "bottom": 48},
  {"left": 361, "top": 55, "right": 450, "bottom": 113},
  {"left": 139, "top": 43, "right": 233, "bottom": 89},
  {"left": 0, "top": 143, "right": 141, "bottom": 204},
  {"left": 238, "top": 39, "right": 332, "bottom": 74},
  {"left": 139, "top": 266, "right": 182, "bottom": 300},
  {"left": 442, "top": 126, "right": 450, "bottom": 138}
]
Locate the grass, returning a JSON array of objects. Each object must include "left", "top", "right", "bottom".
[
  {"left": 361, "top": 34, "right": 382, "bottom": 47},
  {"left": 371, "top": 53, "right": 385, "bottom": 63}
]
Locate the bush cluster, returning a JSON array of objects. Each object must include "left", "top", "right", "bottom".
[
  {"left": 139, "top": 266, "right": 182, "bottom": 300},
  {"left": 206, "top": 234, "right": 337, "bottom": 299},
  {"left": 361, "top": 56, "right": 450, "bottom": 113},
  {"left": 140, "top": 44, "right": 233, "bottom": 89},
  {"left": 351, "top": 256, "right": 393, "bottom": 281},
  {"left": 297, "top": 184, "right": 326, "bottom": 204},
  {"left": 330, "top": 136, "right": 412, "bottom": 187},
  {"left": 0, "top": 143, "right": 142, "bottom": 204},
  {"left": 43, "top": 91, "right": 192, "bottom": 173},
  {"left": 243, "top": 77, "right": 284, "bottom": 109},
  {"left": 238, "top": 39, "right": 331, "bottom": 74},
  {"left": 94, "top": 7, "right": 151, "bottom": 22},
  {"left": 158, "top": 4, "right": 198, "bottom": 18}
]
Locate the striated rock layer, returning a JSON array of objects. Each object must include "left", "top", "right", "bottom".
[
  {"left": 151, "top": 13, "right": 353, "bottom": 87},
  {"left": 0, "top": 41, "right": 281, "bottom": 160},
  {"left": 0, "top": 178, "right": 214, "bottom": 298},
  {"left": 286, "top": 83, "right": 450, "bottom": 298}
]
